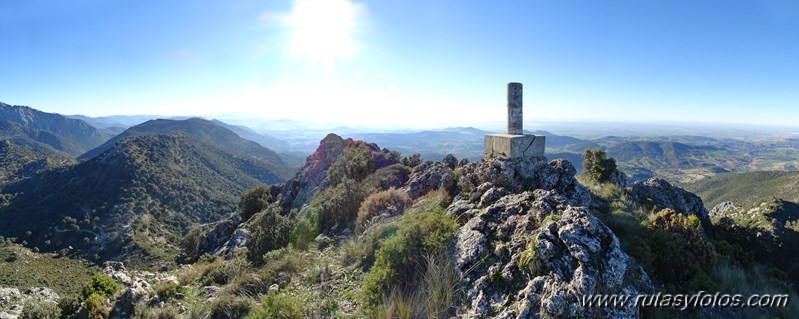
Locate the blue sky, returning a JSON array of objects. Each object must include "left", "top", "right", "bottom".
[{"left": 1, "top": 0, "right": 798, "bottom": 128}]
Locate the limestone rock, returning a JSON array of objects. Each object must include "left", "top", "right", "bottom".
[
  {"left": 632, "top": 177, "right": 708, "bottom": 219},
  {"left": 455, "top": 157, "right": 590, "bottom": 208},
  {"left": 710, "top": 201, "right": 736, "bottom": 216},
  {"left": 103, "top": 261, "right": 132, "bottom": 285},
  {"left": 22, "top": 287, "right": 59, "bottom": 304},
  {"left": 443, "top": 154, "right": 458, "bottom": 169},
  {"left": 609, "top": 168, "right": 628, "bottom": 188},
  {"left": 451, "top": 197, "right": 653, "bottom": 318},
  {"left": 402, "top": 161, "right": 455, "bottom": 199},
  {"left": 0, "top": 288, "right": 20, "bottom": 305}
]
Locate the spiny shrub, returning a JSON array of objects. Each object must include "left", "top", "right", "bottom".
[{"left": 357, "top": 189, "right": 412, "bottom": 227}]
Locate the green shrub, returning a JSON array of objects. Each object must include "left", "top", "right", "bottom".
[
  {"left": 645, "top": 209, "right": 716, "bottom": 291},
  {"left": 178, "top": 225, "right": 206, "bottom": 264},
  {"left": 289, "top": 210, "right": 320, "bottom": 251},
  {"left": 582, "top": 148, "right": 618, "bottom": 183},
  {"left": 202, "top": 257, "right": 250, "bottom": 286},
  {"left": 361, "top": 205, "right": 458, "bottom": 308},
  {"left": 20, "top": 300, "right": 60, "bottom": 319},
  {"left": 238, "top": 185, "right": 280, "bottom": 221},
  {"left": 58, "top": 295, "right": 82, "bottom": 318},
  {"left": 246, "top": 205, "right": 292, "bottom": 264},
  {"left": 312, "top": 177, "right": 368, "bottom": 231},
  {"left": 154, "top": 282, "right": 188, "bottom": 301},
  {"left": 82, "top": 273, "right": 120, "bottom": 298},
  {"left": 327, "top": 143, "right": 376, "bottom": 185},
  {"left": 357, "top": 189, "right": 412, "bottom": 227},
  {"left": 83, "top": 292, "right": 109, "bottom": 319},
  {"left": 245, "top": 291, "right": 305, "bottom": 319}
]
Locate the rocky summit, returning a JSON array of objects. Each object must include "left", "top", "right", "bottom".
[{"left": 440, "top": 155, "right": 652, "bottom": 318}]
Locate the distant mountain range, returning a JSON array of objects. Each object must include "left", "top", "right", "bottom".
[
  {"left": 0, "top": 102, "right": 111, "bottom": 155},
  {"left": 0, "top": 130, "right": 293, "bottom": 266},
  {"left": 0, "top": 103, "right": 299, "bottom": 266}
]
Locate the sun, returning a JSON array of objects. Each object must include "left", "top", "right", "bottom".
[{"left": 285, "top": 0, "right": 359, "bottom": 67}]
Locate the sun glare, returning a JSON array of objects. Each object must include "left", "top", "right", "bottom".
[{"left": 285, "top": 0, "right": 359, "bottom": 67}]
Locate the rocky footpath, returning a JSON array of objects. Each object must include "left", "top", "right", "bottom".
[{"left": 412, "top": 155, "right": 655, "bottom": 318}]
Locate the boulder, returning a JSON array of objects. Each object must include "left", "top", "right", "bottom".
[
  {"left": 103, "top": 261, "right": 132, "bottom": 286},
  {"left": 632, "top": 177, "right": 708, "bottom": 219},
  {"left": 402, "top": 161, "right": 455, "bottom": 199}
]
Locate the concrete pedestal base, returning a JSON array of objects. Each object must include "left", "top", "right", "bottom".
[{"left": 484, "top": 134, "right": 545, "bottom": 159}]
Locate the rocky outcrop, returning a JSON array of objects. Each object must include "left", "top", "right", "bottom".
[
  {"left": 450, "top": 193, "right": 652, "bottom": 318},
  {"left": 609, "top": 168, "right": 628, "bottom": 188},
  {"left": 632, "top": 177, "right": 708, "bottom": 219},
  {"left": 446, "top": 154, "right": 651, "bottom": 318},
  {"left": 402, "top": 160, "right": 456, "bottom": 199},
  {"left": 452, "top": 157, "right": 591, "bottom": 210},
  {"left": 280, "top": 133, "right": 347, "bottom": 212},
  {"left": 0, "top": 287, "right": 59, "bottom": 319}
]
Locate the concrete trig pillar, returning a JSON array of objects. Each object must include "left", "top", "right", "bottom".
[
  {"left": 483, "top": 82, "right": 546, "bottom": 159},
  {"left": 507, "top": 82, "right": 523, "bottom": 135}
]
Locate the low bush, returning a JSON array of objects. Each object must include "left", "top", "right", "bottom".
[
  {"left": 82, "top": 273, "right": 120, "bottom": 299},
  {"left": 154, "top": 282, "right": 188, "bottom": 301},
  {"left": 238, "top": 185, "right": 281, "bottom": 222},
  {"left": 360, "top": 203, "right": 458, "bottom": 309},
  {"left": 20, "top": 300, "right": 60, "bottom": 319},
  {"left": 357, "top": 189, "right": 412, "bottom": 227},
  {"left": 645, "top": 209, "right": 717, "bottom": 291},
  {"left": 209, "top": 294, "right": 252, "bottom": 319},
  {"left": 202, "top": 257, "right": 250, "bottom": 286},
  {"left": 246, "top": 205, "right": 292, "bottom": 264},
  {"left": 83, "top": 292, "right": 109, "bottom": 319},
  {"left": 289, "top": 210, "right": 320, "bottom": 251},
  {"left": 245, "top": 291, "right": 305, "bottom": 319}
]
